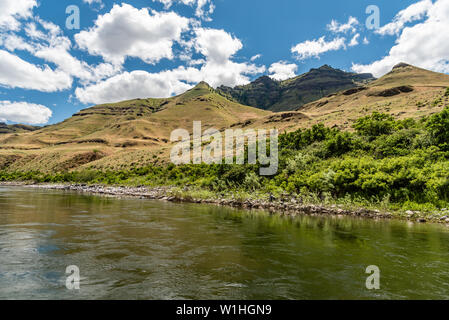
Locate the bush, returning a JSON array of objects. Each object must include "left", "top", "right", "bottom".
[
  {"left": 427, "top": 106, "right": 449, "bottom": 151},
  {"left": 373, "top": 129, "right": 420, "bottom": 157},
  {"left": 353, "top": 112, "right": 396, "bottom": 138},
  {"left": 324, "top": 132, "right": 353, "bottom": 157},
  {"left": 243, "top": 172, "right": 261, "bottom": 191}
]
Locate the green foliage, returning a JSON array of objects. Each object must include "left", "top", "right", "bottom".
[
  {"left": 373, "top": 129, "right": 420, "bottom": 157},
  {"left": 353, "top": 112, "right": 396, "bottom": 138},
  {"left": 427, "top": 106, "right": 449, "bottom": 151},
  {"left": 324, "top": 132, "right": 353, "bottom": 157},
  {"left": 279, "top": 124, "right": 334, "bottom": 150},
  {"left": 243, "top": 172, "right": 261, "bottom": 191}
]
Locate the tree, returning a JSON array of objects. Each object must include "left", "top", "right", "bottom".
[
  {"left": 353, "top": 112, "right": 396, "bottom": 138},
  {"left": 427, "top": 106, "right": 449, "bottom": 151}
]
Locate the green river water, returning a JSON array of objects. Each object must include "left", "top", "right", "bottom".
[{"left": 0, "top": 186, "right": 449, "bottom": 300}]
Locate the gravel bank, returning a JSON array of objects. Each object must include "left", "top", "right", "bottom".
[{"left": 1, "top": 182, "right": 447, "bottom": 224}]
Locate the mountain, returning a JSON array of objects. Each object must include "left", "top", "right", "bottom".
[
  {"left": 299, "top": 63, "right": 449, "bottom": 130},
  {"left": 0, "top": 82, "right": 271, "bottom": 172},
  {"left": 0, "top": 63, "right": 448, "bottom": 173},
  {"left": 0, "top": 123, "right": 39, "bottom": 134},
  {"left": 217, "top": 65, "right": 375, "bottom": 112}
]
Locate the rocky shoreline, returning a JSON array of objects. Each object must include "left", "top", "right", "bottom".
[{"left": 1, "top": 182, "right": 448, "bottom": 224}]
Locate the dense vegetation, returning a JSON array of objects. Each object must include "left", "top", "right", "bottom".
[{"left": 2, "top": 101, "right": 449, "bottom": 213}]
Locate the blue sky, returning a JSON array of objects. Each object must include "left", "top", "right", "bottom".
[{"left": 0, "top": 0, "right": 447, "bottom": 125}]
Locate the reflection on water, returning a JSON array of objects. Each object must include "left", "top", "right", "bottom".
[{"left": 0, "top": 186, "right": 449, "bottom": 300}]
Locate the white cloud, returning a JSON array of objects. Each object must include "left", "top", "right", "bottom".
[
  {"left": 1, "top": 19, "right": 121, "bottom": 88},
  {"left": 352, "top": 0, "right": 449, "bottom": 77},
  {"left": 0, "top": 0, "right": 36, "bottom": 31},
  {"left": 0, "top": 50, "right": 72, "bottom": 92},
  {"left": 348, "top": 33, "right": 360, "bottom": 47},
  {"left": 292, "top": 36, "right": 346, "bottom": 60},
  {"left": 0, "top": 101, "right": 52, "bottom": 124},
  {"left": 180, "top": 27, "right": 265, "bottom": 87},
  {"left": 75, "top": 3, "right": 190, "bottom": 65},
  {"left": 199, "top": 59, "right": 265, "bottom": 88},
  {"left": 363, "top": 37, "right": 369, "bottom": 45},
  {"left": 83, "top": 0, "right": 103, "bottom": 7},
  {"left": 327, "top": 16, "right": 359, "bottom": 33},
  {"left": 0, "top": 34, "right": 34, "bottom": 52},
  {"left": 32, "top": 20, "right": 121, "bottom": 84},
  {"left": 194, "top": 28, "right": 242, "bottom": 64},
  {"left": 184, "top": 28, "right": 266, "bottom": 86},
  {"left": 154, "top": 0, "right": 215, "bottom": 20},
  {"left": 268, "top": 61, "right": 298, "bottom": 81},
  {"left": 250, "top": 54, "right": 262, "bottom": 61},
  {"left": 0, "top": 1, "right": 262, "bottom": 102},
  {"left": 75, "top": 68, "right": 197, "bottom": 104},
  {"left": 76, "top": 27, "right": 266, "bottom": 104},
  {"left": 376, "top": 0, "right": 432, "bottom": 36}
]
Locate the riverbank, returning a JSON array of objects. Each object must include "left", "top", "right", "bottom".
[{"left": 2, "top": 181, "right": 449, "bottom": 224}]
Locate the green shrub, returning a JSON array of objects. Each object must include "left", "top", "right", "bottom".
[
  {"left": 353, "top": 112, "right": 396, "bottom": 138},
  {"left": 427, "top": 106, "right": 449, "bottom": 151}
]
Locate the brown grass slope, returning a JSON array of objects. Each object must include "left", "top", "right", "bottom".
[
  {"left": 0, "top": 82, "right": 271, "bottom": 172},
  {"left": 296, "top": 63, "right": 449, "bottom": 129}
]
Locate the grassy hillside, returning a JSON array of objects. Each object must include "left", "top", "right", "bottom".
[
  {"left": 0, "top": 123, "right": 39, "bottom": 134},
  {"left": 0, "top": 82, "right": 271, "bottom": 172},
  {"left": 300, "top": 63, "right": 449, "bottom": 129},
  {"left": 217, "top": 65, "right": 375, "bottom": 112}
]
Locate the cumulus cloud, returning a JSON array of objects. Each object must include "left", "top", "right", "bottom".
[
  {"left": 0, "top": 1, "right": 263, "bottom": 103},
  {"left": 1, "top": 18, "right": 121, "bottom": 89},
  {"left": 0, "top": 101, "right": 52, "bottom": 124},
  {"left": 352, "top": 0, "right": 449, "bottom": 77},
  {"left": 193, "top": 28, "right": 243, "bottom": 64},
  {"left": 268, "top": 61, "right": 298, "bottom": 81},
  {"left": 75, "top": 68, "right": 197, "bottom": 104},
  {"left": 75, "top": 3, "right": 190, "bottom": 65},
  {"left": 0, "top": 34, "right": 34, "bottom": 52},
  {"left": 76, "top": 27, "right": 265, "bottom": 104},
  {"left": 0, "top": 50, "right": 72, "bottom": 92},
  {"left": 292, "top": 36, "right": 346, "bottom": 60},
  {"left": 327, "top": 16, "right": 359, "bottom": 33},
  {"left": 0, "top": 0, "right": 36, "bottom": 31},
  {"left": 31, "top": 19, "right": 121, "bottom": 84},
  {"left": 375, "top": 0, "right": 432, "bottom": 36},
  {"left": 199, "top": 59, "right": 265, "bottom": 88}
]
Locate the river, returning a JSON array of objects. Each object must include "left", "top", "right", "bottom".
[{"left": 0, "top": 186, "right": 448, "bottom": 300}]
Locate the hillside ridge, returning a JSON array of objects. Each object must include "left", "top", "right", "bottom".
[{"left": 217, "top": 65, "right": 375, "bottom": 112}]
